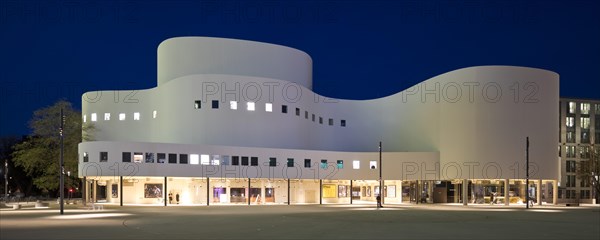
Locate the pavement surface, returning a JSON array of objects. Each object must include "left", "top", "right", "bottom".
[{"left": 1, "top": 203, "right": 599, "bottom": 239}]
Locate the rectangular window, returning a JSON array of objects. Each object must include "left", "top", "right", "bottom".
[
  {"left": 241, "top": 156, "right": 249, "bottom": 166},
  {"left": 247, "top": 102, "right": 255, "bottom": 111},
  {"left": 145, "top": 153, "right": 154, "bottom": 163},
  {"left": 328, "top": 118, "right": 333, "bottom": 126},
  {"left": 134, "top": 112, "right": 140, "bottom": 120},
  {"left": 295, "top": 108, "right": 300, "bottom": 116},
  {"left": 320, "top": 159, "right": 327, "bottom": 169},
  {"left": 312, "top": 114, "right": 315, "bottom": 122},
  {"left": 596, "top": 104, "right": 600, "bottom": 115},
  {"left": 269, "top": 157, "right": 276, "bottom": 167},
  {"left": 251, "top": 157, "right": 258, "bottom": 166},
  {"left": 157, "top": 153, "right": 166, "bottom": 163},
  {"left": 190, "top": 154, "right": 200, "bottom": 165},
  {"left": 581, "top": 103, "right": 590, "bottom": 114},
  {"left": 581, "top": 131, "right": 590, "bottom": 143},
  {"left": 566, "top": 130, "right": 576, "bottom": 143},
  {"left": 211, "top": 100, "right": 219, "bottom": 109},
  {"left": 232, "top": 156, "right": 240, "bottom": 166},
  {"left": 305, "top": 111, "right": 308, "bottom": 119},
  {"left": 566, "top": 146, "right": 576, "bottom": 158},
  {"left": 353, "top": 160, "right": 360, "bottom": 169},
  {"left": 210, "top": 155, "right": 221, "bottom": 165},
  {"left": 168, "top": 153, "right": 177, "bottom": 164},
  {"left": 230, "top": 101, "right": 237, "bottom": 110},
  {"left": 100, "top": 152, "right": 108, "bottom": 162},
  {"left": 83, "top": 115, "right": 86, "bottom": 123},
  {"left": 265, "top": 103, "right": 272, "bottom": 112},
  {"left": 134, "top": 152, "right": 143, "bottom": 163},
  {"left": 319, "top": 117, "right": 323, "bottom": 124},
  {"left": 580, "top": 146, "right": 590, "bottom": 158},
  {"left": 341, "top": 120, "right": 346, "bottom": 127},
  {"left": 104, "top": 113, "right": 110, "bottom": 121},
  {"left": 122, "top": 152, "right": 131, "bottom": 162},
  {"left": 304, "top": 159, "right": 311, "bottom": 168},
  {"left": 336, "top": 160, "right": 343, "bottom": 169},
  {"left": 153, "top": 110, "right": 157, "bottom": 119},
  {"left": 195, "top": 100, "right": 201, "bottom": 109},
  {"left": 287, "top": 158, "right": 294, "bottom": 167},
  {"left": 83, "top": 152, "right": 89, "bottom": 162},
  {"left": 566, "top": 117, "right": 575, "bottom": 128},
  {"left": 91, "top": 113, "right": 97, "bottom": 122},
  {"left": 566, "top": 160, "right": 576, "bottom": 173},
  {"left": 581, "top": 117, "right": 590, "bottom": 129},
  {"left": 568, "top": 102, "right": 576, "bottom": 114},
  {"left": 370, "top": 161, "right": 377, "bottom": 169},
  {"left": 179, "top": 154, "right": 188, "bottom": 164},
  {"left": 119, "top": 113, "right": 126, "bottom": 121},
  {"left": 202, "top": 154, "right": 212, "bottom": 165},
  {"left": 282, "top": 105, "right": 288, "bottom": 113},
  {"left": 566, "top": 175, "right": 576, "bottom": 187}
]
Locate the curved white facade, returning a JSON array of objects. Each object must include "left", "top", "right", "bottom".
[{"left": 79, "top": 37, "right": 559, "bottom": 205}]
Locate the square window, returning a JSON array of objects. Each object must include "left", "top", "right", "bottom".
[
  {"left": 336, "top": 160, "right": 343, "bottom": 169},
  {"left": 134, "top": 152, "right": 143, "bottom": 163},
  {"left": 83, "top": 152, "right": 89, "bottom": 162},
  {"left": 119, "top": 113, "right": 126, "bottom": 121},
  {"left": 100, "top": 152, "right": 108, "bottom": 162},
  {"left": 210, "top": 155, "right": 221, "bottom": 165},
  {"left": 104, "top": 113, "right": 110, "bottom": 121},
  {"left": 221, "top": 155, "right": 230, "bottom": 165},
  {"left": 370, "top": 161, "right": 377, "bottom": 169},
  {"left": 319, "top": 117, "right": 323, "bottom": 124},
  {"left": 251, "top": 157, "right": 258, "bottom": 166},
  {"left": 122, "top": 152, "right": 131, "bottom": 162},
  {"left": 304, "top": 159, "right": 311, "bottom": 168},
  {"left": 212, "top": 100, "right": 219, "bottom": 109},
  {"left": 287, "top": 158, "right": 294, "bottom": 167},
  {"left": 195, "top": 100, "right": 201, "bottom": 109},
  {"left": 329, "top": 118, "right": 333, "bottom": 126},
  {"left": 190, "top": 154, "right": 199, "bottom": 165},
  {"left": 282, "top": 105, "right": 288, "bottom": 113},
  {"left": 320, "top": 159, "right": 327, "bottom": 169},
  {"left": 232, "top": 156, "right": 240, "bottom": 166},
  {"left": 269, "top": 157, "right": 277, "bottom": 167},
  {"left": 353, "top": 160, "right": 360, "bottom": 169},
  {"left": 295, "top": 108, "right": 300, "bottom": 116},
  {"left": 91, "top": 113, "right": 97, "bottom": 122},
  {"left": 201, "top": 154, "right": 210, "bottom": 165},
  {"left": 179, "top": 154, "right": 188, "bottom": 164},
  {"left": 230, "top": 101, "right": 237, "bottom": 110},
  {"left": 247, "top": 102, "right": 255, "bottom": 111},
  {"left": 241, "top": 156, "right": 249, "bottom": 166},
  {"left": 134, "top": 112, "right": 140, "bottom": 120},
  {"left": 153, "top": 110, "right": 157, "bottom": 119},
  {"left": 145, "top": 153, "right": 154, "bottom": 163},
  {"left": 157, "top": 153, "right": 166, "bottom": 163},
  {"left": 168, "top": 153, "right": 177, "bottom": 164},
  {"left": 341, "top": 120, "right": 346, "bottom": 127},
  {"left": 265, "top": 103, "right": 272, "bottom": 112}
]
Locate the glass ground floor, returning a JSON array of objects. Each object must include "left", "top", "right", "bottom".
[{"left": 81, "top": 177, "right": 559, "bottom": 206}]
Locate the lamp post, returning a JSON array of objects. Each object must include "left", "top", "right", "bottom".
[
  {"left": 379, "top": 141, "right": 383, "bottom": 208},
  {"left": 526, "top": 136, "right": 529, "bottom": 209},
  {"left": 59, "top": 108, "right": 65, "bottom": 215},
  {"left": 4, "top": 160, "right": 7, "bottom": 197}
]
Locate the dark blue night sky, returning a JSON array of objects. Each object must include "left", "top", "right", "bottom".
[{"left": 1, "top": 0, "right": 599, "bottom": 136}]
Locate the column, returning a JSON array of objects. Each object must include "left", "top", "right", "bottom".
[
  {"left": 248, "top": 178, "right": 251, "bottom": 206},
  {"left": 82, "top": 177, "right": 86, "bottom": 206},
  {"left": 382, "top": 180, "right": 385, "bottom": 205},
  {"left": 462, "top": 179, "right": 468, "bottom": 206},
  {"left": 319, "top": 179, "right": 322, "bottom": 205},
  {"left": 164, "top": 177, "right": 167, "bottom": 207},
  {"left": 287, "top": 178, "right": 291, "bottom": 205},
  {"left": 504, "top": 179, "right": 510, "bottom": 206},
  {"left": 92, "top": 180, "right": 97, "bottom": 203},
  {"left": 537, "top": 179, "right": 542, "bottom": 206},
  {"left": 120, "top": 176, "right": 123, "bottom": 206},
  {"left": 206, "top": 177, "right": 210, "bottom": 206},
  {"left": 399, "top": 181, "right": 403, "bottom": 204},
  {"left": 553, "top": 180, "right": 558, "bottom": 205},
  {"left": 350, "top": 180, "right": 353, "bottom": 205}
]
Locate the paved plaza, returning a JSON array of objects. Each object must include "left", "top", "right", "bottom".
[{"left": 1, "top": 203, "right": 599, "bottom": 239}]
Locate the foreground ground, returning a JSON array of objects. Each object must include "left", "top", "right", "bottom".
[{"left": 1, "top": 203, "right": 599, "bottom": 239}]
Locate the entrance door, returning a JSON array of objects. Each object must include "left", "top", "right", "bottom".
[
  {"left": 351, "top": 187, "right": 361, "bottom": 200},
  {"left": 96, "top": 185, "right": 107, "bottom": 201}
]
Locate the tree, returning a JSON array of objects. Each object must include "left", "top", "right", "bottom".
[
  {"left": 11, "top": 100, "right": 94, "bottom": 195},
  {"left": 577, "top": 146, "right": 600, "bottom": 203}
]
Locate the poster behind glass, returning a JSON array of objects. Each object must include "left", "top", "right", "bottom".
[{"left": 144, "top": 183, "right": 163, "bottom": 198}]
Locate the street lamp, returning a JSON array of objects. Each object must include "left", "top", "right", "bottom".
[
  {"left": 379, "top": 141, "right": 383, "bottom": 208},
  {"left": 4, "top": 160, "right": 7, "bottom": 197}
]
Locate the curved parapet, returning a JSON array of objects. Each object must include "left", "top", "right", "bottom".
[{"left": 157, "top": 37, "right": 313, "bottom": 89}]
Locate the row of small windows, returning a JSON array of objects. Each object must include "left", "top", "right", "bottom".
[
  {"left": 565, "top": 117, "right": 593, "bottom": 129},
  {"left": 567, "top": 102, "right": 600, "bottom": 115},
  {"left": 83, "top": 111, "right": 157, "bottom": 122},
  {"left": 562, "top": 145, "right": 596, "bottom": 159},
  {"left": 84, "top": 151, "right": 378, "bottom": 170},
  {"left": 194, "top": 100, "right": 347, "bottom": 127}
]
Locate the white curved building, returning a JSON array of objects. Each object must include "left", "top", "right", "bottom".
[{"left": 79, "top": 37, "right": 559, "bottom": 206}]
